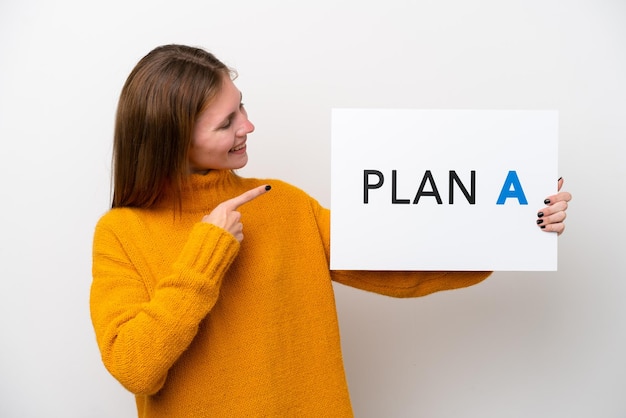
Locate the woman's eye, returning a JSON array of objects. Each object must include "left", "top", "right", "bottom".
[{"left": 219, "top": 104, "right": 245, "bottom": 129}]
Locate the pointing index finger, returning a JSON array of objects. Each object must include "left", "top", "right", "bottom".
[{"left": 224, "top": 184, "right": 271, "bottom": 210}]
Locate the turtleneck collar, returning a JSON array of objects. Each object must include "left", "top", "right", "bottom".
[{"left": 155, "top": 170, "right": 245, "bottom": 213}]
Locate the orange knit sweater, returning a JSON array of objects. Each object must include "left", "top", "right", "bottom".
[{"left": 90, "top": 170, "right": 490, "bottom": 417}]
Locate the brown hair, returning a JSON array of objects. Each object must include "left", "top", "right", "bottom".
[{"left": 112, "top": 44, "right": 232, "bottom": 209}]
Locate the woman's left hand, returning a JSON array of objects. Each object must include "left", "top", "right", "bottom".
[{"left": 536, "top": 177, "right": 572, "bottom": 235}]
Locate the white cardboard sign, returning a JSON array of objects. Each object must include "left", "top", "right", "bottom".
[{"left": 330, "top": 109, "right": 558, "bottom": 271}]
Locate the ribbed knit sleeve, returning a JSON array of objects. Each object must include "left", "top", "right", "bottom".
[{"left": 90, "top": 216, "right": 239, "bottom": 395}]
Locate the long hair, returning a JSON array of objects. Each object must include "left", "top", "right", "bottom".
[{"left": 112, "top": 44, "right": 232, "bottom": 209}]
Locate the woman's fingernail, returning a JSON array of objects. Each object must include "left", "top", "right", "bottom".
[
  {"left": 544, "top": 199, "right": 551, "bottom": 204},
  {"left": 537, "top": 212, "right": 544, "bottom": 218},
  {"left": 558, "top": 177, "right": 563, "bottom": 181},
  {"left": 265, "top": 185, "right": 272, "bottom": 191},
  {"left": 537, "top": 219, "right": 544, "bottom": 225},
  {"left": 540, "top": 225, "right": 546, "bottom": 229}
]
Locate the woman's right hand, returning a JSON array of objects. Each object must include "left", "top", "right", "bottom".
[{"left": 201, "top": 185, "right": 271, "bottom": 242}]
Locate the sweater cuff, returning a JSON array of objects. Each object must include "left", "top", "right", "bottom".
[{"left": 170, "top": 222, "right": 240, "bottom": 290}]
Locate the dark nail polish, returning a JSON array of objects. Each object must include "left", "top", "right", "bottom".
[
  {"left": 540, "top": 225, "right": 546, "bottom": 229},
  {"left": 537, "top": 212, "right": 544, "bottom": 218},
  {"left": 536, "top": 219, "right": 544, "bottom": 225},
  {"left": 558, "top": 177, "right": 563, "bottom": 181},
  {"left": 544, "top": 199, "right": 551, "bottom": 204},
  {"left": 265, "top": 185, "right": 271, "bottom": 191}
]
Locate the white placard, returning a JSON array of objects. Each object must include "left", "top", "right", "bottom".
[{"left": 330, "top": 109, "right": 558, "bottom": 271}]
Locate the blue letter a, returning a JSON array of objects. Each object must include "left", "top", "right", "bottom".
[{"left": 496, "top": 171, "right": 528, "bottom": 205}]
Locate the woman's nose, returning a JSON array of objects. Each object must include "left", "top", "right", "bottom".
[{"left": 238, "top": 118, "right": 255, "bottom": 136}]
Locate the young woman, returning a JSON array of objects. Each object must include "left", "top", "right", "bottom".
[{"left": 90, "top": 44, "right": 572, "bottom": 417}]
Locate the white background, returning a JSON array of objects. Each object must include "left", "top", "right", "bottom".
[{"left": 1, "top": 0, "right": 624, "bottom": 417}]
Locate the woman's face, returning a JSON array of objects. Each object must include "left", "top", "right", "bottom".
[{"left": 188, "top": 77, "right": 255, "bottom": 173}]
